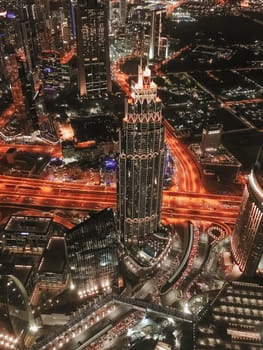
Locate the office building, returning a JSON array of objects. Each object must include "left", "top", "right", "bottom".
[
  {"left": 117, "top": 63, "right": 165, "bottom": 246},
  {"left": 194, "top": 281, "right": 263, "bottom": 350},
  {"left": 71, "top": 0, "right": 111, "bottom": 99},
  {"left": 0, "top": 250, "right": 36, "bottom": 299},
  {"left": 200, "top": 123, "right": 223, "bottom": 154},
  {"left": 149, "top": 5, "right": 167, "bottom": 60},
  {"left": 231, "top": 148, "right": 263, "bottom": 276},
  {"left": 65, "top": 208, "right": 118, "bottom": 297}
]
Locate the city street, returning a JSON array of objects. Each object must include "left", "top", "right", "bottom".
[{"left": 0, "top": 173, "right": 240, "bottom": 225}]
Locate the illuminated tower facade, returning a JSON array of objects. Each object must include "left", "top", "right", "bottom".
[
  {"left": 117, "top": 64, "right": 165, "bottom": 245},
  {"left": 72, "top": 0, "right": 111, "bottom": 99},
  {"left": 231, "top": 148, "right": 263, "bottom": 276}
]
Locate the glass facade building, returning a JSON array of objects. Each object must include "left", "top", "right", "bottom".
[
  {"left": 117, "top": 64, "right": 165, "bottom": 246},
  {"left": 65, "top": 208, "right": 118, "bottom": 295}
]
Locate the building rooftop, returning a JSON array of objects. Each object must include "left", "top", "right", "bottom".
[
  {"left": 191, "top": 143, "right": 241, "bottom": 167},
  {"left": 38, "top": 237, "right": 66, "bottom": 274},
  {"left": 4, "top": 216, "right": 52, "bottom": 235},
  {"left": 194, "top": 280, "right": 263, "bottom": 350}
]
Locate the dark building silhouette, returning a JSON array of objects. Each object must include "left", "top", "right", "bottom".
[
  {"left": 65, "top": 208, "right": 118, "bottom": 297},
  {"left": 37, "top": 237, "right": 67, "bottom": 287},
  {"left": 200, "top": 124, "right": 223, "bottom": 155}
]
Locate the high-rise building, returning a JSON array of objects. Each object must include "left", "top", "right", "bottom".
[
  {"left": 0, "top": 275, "right": 37, "bottom": 350},
  {"left": 200, "top": 123, "right": 223, "bottom": 155},
  {"left": 149, "top": 5, "right": 166, "bottom": 60},
  {"left": 117, "top": 63, "right": 165, "bottom": 246},
  {"left": 231, "top": 148, "right": 263, "bottom": 276},
  {"left": 71, "top": 0, "right": 111, "bottom": 99}
]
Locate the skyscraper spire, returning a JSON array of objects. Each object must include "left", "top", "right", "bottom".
[{"left": 137, "top": 58, "right": 143, "bottom": 89}]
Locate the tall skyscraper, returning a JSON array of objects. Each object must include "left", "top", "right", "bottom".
[
  {"left": 72, "top": 0, "right": 111, "bottom": 99},
  {"left": 231, "top": 148, "right": 263, "bottom": 276},
  {"left": 117, "top": 63, "right": 165, "bottom": 246}
]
